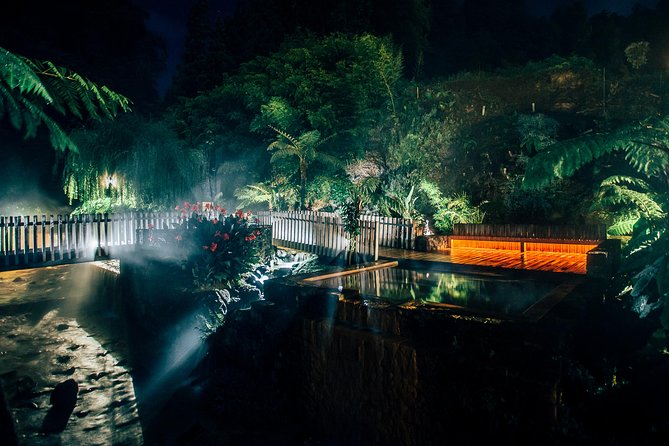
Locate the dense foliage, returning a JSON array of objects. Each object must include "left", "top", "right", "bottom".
[{"left": 523, "top": 115, "right": 669, "bottom": 347}]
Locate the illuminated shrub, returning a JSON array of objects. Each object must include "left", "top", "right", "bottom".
[{"left": 172, "top": 202, "right": 271, "bottom": 290}]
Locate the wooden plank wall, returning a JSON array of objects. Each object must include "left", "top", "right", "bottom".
[{"left": 452, "top": 223, "right": 607, "bottom": 241}]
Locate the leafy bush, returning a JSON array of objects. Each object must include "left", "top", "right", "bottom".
[
  {"left": 173, "top": 203, "right": 270, "bottom": 290},
  {"left": 419, "top": 180, "right": 485, "bottom": 234}
]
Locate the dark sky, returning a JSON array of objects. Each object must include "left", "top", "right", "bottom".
[
  {"left": 132, "top": 0, "right": 660, "bottom": 95},
  {"left": 528, "top": 0, "right": 658, "bottom": 15}
]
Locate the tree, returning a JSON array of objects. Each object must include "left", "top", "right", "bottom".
[
  {"left": 168, "top": 0, "right": 213, "bottom": 99},
  {"left": 0, "top": 46, "right": 130, "bottom": 152},
  {"left": 63, "top": 115, "right": 207, "bottom": 213},
  {"left": 267, "top": 126, "right": 339, "bottom": 209},
  {"left": 523, "top": 115, "right": 669, "bottom": 347},
  {"left": 624, "top": 41, "right": 650, "bottom": 70}
]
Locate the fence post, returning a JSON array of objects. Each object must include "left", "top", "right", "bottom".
[
  {"left": 48, "top": 215, "right": 55, "bottom": 262},
  {"left": 374, "top": 221, "right": 379, "bottom": 261}
]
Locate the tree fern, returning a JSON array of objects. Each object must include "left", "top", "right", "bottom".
[
  {"left": 0, "top": 47, "right": 52, "bottom": 101},
  {"left": 523, "top": 115, "right": 669, "bottom": 344},
  {"left": 1, "top": 46, "right": 131, "bottom": 152},
  {"left": 235, "top": 183, "right": 277, "bottom": 211},
  {"left": 267, "top": 125, "right": 340, "bottom": 209},
  {"left": 523, "top": 117, "right": 669, "bottom": 190}
]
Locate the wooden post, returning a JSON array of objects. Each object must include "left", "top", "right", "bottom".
[
  {"left": 23, "top": 216, "right": 30, "bottom": 264},
  {"left": 374, "top": 221, "right": 379, "bottom": 261},
  {"left": 49, "top": 215, "right": 55, "bottom": 262}
]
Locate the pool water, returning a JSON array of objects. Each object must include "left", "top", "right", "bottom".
[{"left": 315, "top": 267, "right": 559, "bottom": 318}]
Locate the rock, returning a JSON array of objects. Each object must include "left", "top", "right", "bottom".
[
  {"left": 52, "top": 367, "right": 75, "bottom": 376},
  {"left": 50, "top": 379, "right": 78, "bottom": 408},
  {"left": 15, "top": 376, "right": 36, "bottom": 398},
  {"left": 42, "top": 379, "right": 78, "bottom": 434}
]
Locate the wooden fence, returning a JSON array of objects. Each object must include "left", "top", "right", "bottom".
[
  {"left": 0, "top": 212, "right": 183, "bottom": 269},
  {"left": 254, "top": 211, "right": 381, "bottom": 260},
  {"left": 452, "top": 224, "right": 607, "bottom": 242},
  {"left": 1, "top": 210, "right": 395, "bottom": 269},
  {"left": 255, "top": 211, "right": 413, "bottom": 250},
  {"left": 450, "top": 223, "right": 608, "bottom": 254}
]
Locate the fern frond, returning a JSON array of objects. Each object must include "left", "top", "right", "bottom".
[
  {"left": 522, "top": 134, "right": 616, "bottom": 189},
  {"left": 0, "top": 46, "right": 53, "bottom": 102},
  {"left": 270, "top": 147, "right": 301, "bottom": 163},
  {"left": 1, "top": 46, "right": 128, "bottom": 153},
  {"left": 600, "top": 175, "right": 651, "bottom": 191},
  {"left": 235, "top": 183, "right": 273, "bottom": 208},
  {"left": 268, "top": 125, "right": 301, "bottom": 148},
  {"left": 0, "top": 84, "right": 24, "bottom": 130},
  {"left": 623, "top": 141, "right": 669, "bottom": 178},
  {"left": 627, "top": 226, "right": 665, "bottom": 257},
  {"left": 523, "top": 118, "right": 669, "bottom": 190},
  {"left": 597, "top": 185, "right": 664, "bottom": 219},
  {"left": 607, "top": 217, "right": 639, "bottom": 236}
]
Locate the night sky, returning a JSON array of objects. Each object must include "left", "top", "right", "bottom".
[{"left": 132, "top": 0, "right": 661, "bottom": 95}]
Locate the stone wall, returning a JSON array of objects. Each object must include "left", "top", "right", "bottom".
[{"left": 414, "top": 235, "right": 450, "bottom": 252}]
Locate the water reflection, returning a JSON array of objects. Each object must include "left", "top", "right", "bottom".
[{"left": 318, "top": 267, "right": 556, "bottom": 316}]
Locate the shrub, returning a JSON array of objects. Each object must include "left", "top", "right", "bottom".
[{"left": 173, "top": 202, "right": 270, "bottom": 290}]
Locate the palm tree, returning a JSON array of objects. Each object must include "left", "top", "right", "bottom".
[
  {"left": 0, "top": 46, "right": 130, "bottom": 152},
  {"left": 267, "top": 125, "right": 339, "bottom": 209},
  {"left": 523, "top": 115, "right": 669, "bottom": 345}
]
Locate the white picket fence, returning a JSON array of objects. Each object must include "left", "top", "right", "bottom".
[
  {"left": 0, "top": 212, "right": 182, "bottom": 269},
  {"left": 256, "top": 211, "right": 413, "bottom": 249},
  {"left": 1, "top": 210, "right": 413, "bottom": 269},
  {"left": 255, "top": 211, "right": 391, "bottom": 260}
]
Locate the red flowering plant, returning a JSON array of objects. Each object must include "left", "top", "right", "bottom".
[{"left": 173, "top": 202, "right": 270, "bottom": 290}]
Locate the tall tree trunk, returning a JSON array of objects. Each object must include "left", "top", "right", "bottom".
[{"left": 300, "top": 158, "right": 307, "bottom": 210}]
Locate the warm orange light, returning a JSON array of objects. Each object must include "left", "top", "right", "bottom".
[
  {"left": 524, "top": 242, "right": 597, "bottom": 254},
  {"left": 451, "top": 239, "right": 597, "bottom": 254},
  {"left": 450, "top": 239, "right": 521, "bottom": 250}
]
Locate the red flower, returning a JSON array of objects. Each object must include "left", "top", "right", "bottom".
[
  {"left": 215, "top": 205, "right": 221, "bottom": 211},
  {"left": 209, "top": 242, "right": 218, "bottom": 252},
  {"left": 255, "top": 230, "right": 261, "bottom": 235},
  {"left": 174, "top": 205, "right": 180, "bottom": 211},
  {"left": 204, "top": 203, "right": 211, "bottom": 210},
  {"left": 221, "top": 208, "right": 226, "bottom": 214},
  {"left": 235, "top": 209, "right": 244, "bottom": 218},
  {"left": 223, "top": 233, "right": 230, "bottom": 241},
  {"left": 184, "top": 201, "right": 190, "bottom": 208},
  {"left": 212, "top": 218, "right": 218, "bottom": 225},
  {"left": 191, "top": 204, "right": 199, "bottom": 211}
]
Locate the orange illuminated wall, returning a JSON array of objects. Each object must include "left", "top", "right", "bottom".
[
  {"left": 450, "top": 239, "right": 521, "bottom": 250},
  {"left": 524, "top": 242, "right": 597, "bottom": 254},
  {"left": 450, "top": 238, "right": 599, "bottom": 254}
]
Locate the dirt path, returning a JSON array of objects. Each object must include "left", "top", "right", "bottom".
[{"left": 0, "top": 263, "right": 143, "bottom": 445}]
